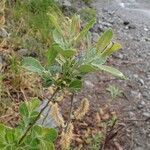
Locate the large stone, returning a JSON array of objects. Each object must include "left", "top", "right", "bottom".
[
  {"left": 37, "top": 100, "right": 57, "bottom": 128},
  {"left": 17, "top": 49, "right": 29, "bottom": 56}
]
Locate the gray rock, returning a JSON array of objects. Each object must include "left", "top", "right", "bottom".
[
  {"left": 123, "top": 21, "right": 130, "bottom": 26},
  {"left": 18, "top": 49, "right": 29, "bottom": 56},
  {"left": 145, "top": 37, "right": 150, "bottom": 42},
  {"left": 142, "top": 112, "right": 150, "bottom": 118},
  {"left": 92, "top": 32, "right": 99, "bottom": 42},
  {"left": 112, "top": 53, "right": 124, "bottom": 59},
  {"left": 62, "top": 0, "right": 71, "bottom": 7},
  {"left": 84, "top": 80, "right": 94, "bottom": 88},
  {"left": 101, "top": 22, "right": 112, "bottom": 27},
  {"left": 138, "top": 78, "right": 144, "bottom": 86},
  {"left": 142, "top": 91, "right": 150, "bottom": 100},
  {"left": 128, "top": 24, "right": 136, "bottom": 29},
  {"left": 37, "top": 100, "right": 57, "bottom": 128},
  {"left": 144, "top": 27, "right": 149, "bottom": 31},
  {"left": 128, "top": 111, "right": 136, "bottom": 119},
  {"left": 0, "top": 28, "right": 9, "bottom": 38},
  {"left": 135, "top": 147, "right": 144, "bottom": 150}
]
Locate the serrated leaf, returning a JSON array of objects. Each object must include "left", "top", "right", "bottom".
[
  {"left": 23, "top": 57, "right": 44, "bottom": 75},
  {"left": 92, "top": 64, "right": 125, "bottom": 79},
  {"left": 101, "top": 42, "right": 122, "bottom": 57},
  {"left": 96, "top": 29, "right": 113, "bottom": 52},
  {"left": 75, "top": 19, "right": 96, "bottom": 43}
]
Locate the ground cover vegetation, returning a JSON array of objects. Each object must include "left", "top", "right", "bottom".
[{"left": 0, "top": 0, "right": 125, "bottom": 149}]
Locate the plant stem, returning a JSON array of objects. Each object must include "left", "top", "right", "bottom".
[
  {"left": 18, "top": 87, "right": 60, "bottom": 144},
  {"left": 65, "top": 93, "right": 75, "bottom": 131}
]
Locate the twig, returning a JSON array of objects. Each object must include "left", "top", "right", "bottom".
[
  {"left": 42, "top": 106, "right": 51, "bottom": 125},
  {"left": 65, "top": 93, "right": 75, "bottom": 132},
  {"left": 20, "top": 88, "right": 27, "bottom": 102},
  {"left": 18, "top": 87, "right": 59, "bottom": 144}
]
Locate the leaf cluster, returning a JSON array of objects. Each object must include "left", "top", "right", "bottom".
[
  {"left": 0, "top": 99, "right": 57, "bottom": 150},
  {"left": 23, "top": 15, "right": 125, "bottom": 92}
]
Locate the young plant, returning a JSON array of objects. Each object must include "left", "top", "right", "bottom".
[
  {"left": 86, "top": 133, "right": 103, "bottom": 150},
  {"left": 106, "top": 85, "right": 122, "bottom": 99},
  {"left": 0, "top": 99, "right": 57, "bottom": 149},
  {"left": 21, "top": 14, "right": 125, "bottom": 149}
]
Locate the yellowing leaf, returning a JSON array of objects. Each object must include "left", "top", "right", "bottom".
[
  {"left": 96, "top": 29, "right": 113, "bottom": 52},
  {"left": 92, "top": 64, "right": 125, "bottom": 79},
  {"left": 75, "top": 19, "right": 96, "bottom": 43},
  {"left": 101, "top": 42, "right": 122, "bottom": 57}
]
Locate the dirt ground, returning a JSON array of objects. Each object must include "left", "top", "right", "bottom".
[
  {"left": 61, "top": 0, "right": 150, "bottom": 149},
  {"left": 82, "top": 0, "right": 150, "bottom": 149}
]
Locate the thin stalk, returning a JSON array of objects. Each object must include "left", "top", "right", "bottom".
[
  {"left": 18, "top": 87, "right": 60, "bottom": 144},
  {"left": 65, "top": 93, "right": 75, "bottom": 132}
]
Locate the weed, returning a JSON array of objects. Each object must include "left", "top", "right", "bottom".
[
  {"left": 106, "top": 85, "right": 122, "bottom": 99},
  {"left": 86, "top": 133, "right": 103, "bottom": 150}
]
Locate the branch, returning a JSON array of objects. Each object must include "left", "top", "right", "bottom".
[
  {"left": 64, "top": 93, "right": 75, "bottom": 131},
  {"left": 18, "top": 87, "right": 60, "bottom": 144}
]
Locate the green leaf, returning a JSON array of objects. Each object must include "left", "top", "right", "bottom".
[
  {"left": 29, "top": 138, "right": 40, "bottom": 148},
  {"left": 75, "top": 19, "right": 96, "bottom": 43},
  {"left": 23, "top": 57, "right": 45, "bottom": 75},
  {"left": 28, "top": 98, "right": 40, "bottom": 112},
  {"left": 79, "top": 64, "right": 97, "bottom": 73},
  {"left": 39, "top": 140, "right": 55, "bottom": 150},
  {"left": 69, "top": 79, "right": 82, "bottom": 91},
  {"left": 101, "top": 42, "right": 122, "bottom": 57},
  {"left": 84, "top": 48, "right": 97, "bottom": 63},
  {"left": 19, "top": 102, "right": 29, "bottom": 118},
  {"left": 92, "top": 64, "right": 125, "bottom": 79},
  {"left": 5, "top": 128, "right": 14, "bottom": 144},
  {"left": 43, "top": 128, "right": 58, "bottom": 142},
  {"left": 92, "top": 55, "right": 107, "bottom": 65},
  {"left": 70, "top": 15, "right": 80, "bottom": 37},
  {"left": 59, "top": 49, "right": 76, "bottom": 58},
  {"left": 53, "top": 30, "right": 64, "bottom": 46},
  {"left": 32, "top": 125, "right": 43, "bottom": 136},
  {"left": 48, "top": 65, "right": 62, "bottom": 75},
  {"left": 96, "top": 29, "right": 113, "bottom": 52},
  {"left": 46, "top": 45, "right": 58, "bottom": 65},
  {"left": 49, "top": 14, "right": 62, "bottom": 34},
  {"left": 0, "top": 124, "right": 6, "bottom": 139}
]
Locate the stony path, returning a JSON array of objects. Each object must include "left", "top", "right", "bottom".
[{"left": 91, "top": 0, "right": 150, "bottom": 149}]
